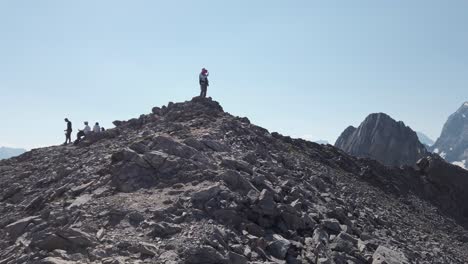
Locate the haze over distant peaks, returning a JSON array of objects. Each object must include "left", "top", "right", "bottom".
[
  {"left": 0, "top": 147, "right": 26, "bottom": 160},
  {"left": 416, "top": 132, "right": 435, "bottom": 147},
  {"left": 314, "top": 140, "right": 330, "bottom": 145}
]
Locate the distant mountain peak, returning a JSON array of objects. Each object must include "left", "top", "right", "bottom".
[
  {"left": 432, "top": 102, "right": 468, "bottom": 169},
  {"left": 457, "top": 101, "right": 468, "bottom": 111},
  {"left": 335, "top": 113, "right": 428, "bottom": 166}
]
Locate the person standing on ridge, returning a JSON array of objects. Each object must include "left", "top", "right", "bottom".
[
  {"left": 64, "top": 118, "right": 72, "bottom": 145},
  {"left": 199, "top": 68, "right": 209, "bottom": 98}
]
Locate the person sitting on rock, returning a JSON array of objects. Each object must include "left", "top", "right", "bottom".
[
  {"left": 74, "top": 130, "right": 85, "bottom": 145},
  {"left": 101, "top": 127, "right": 106, "bottom": 132},
  {"left": 199, "top": 68, "right": 209, "bottom": 98},
  {"left": 93, "top": 122, "right": 101, "bottom": 133},
  {"left": 83, "top": 121, "right": 91, "bottom": 135},
  {"left": 74, "top": 122, "right": 91, "bottom": 145}
]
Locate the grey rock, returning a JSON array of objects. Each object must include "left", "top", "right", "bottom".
[
  {"left": 148, "top": 222, "right": 181, "bottom": 238},
  {"left": 201, "top": 139, "right": 230, "bottom": 152},
  {"left": 191, "top": 184, "right": 223, "bottom": 204},
  {"left": 138, "top": 242, "right": 159, "bottom": 256},
  {"left": 31, "top": 228, "right": 96, "bottom": 251},
  {"left": 184, "top": 245, "right": 227, "bottom": 264},
  {"left": 255, "top": 189, "right": 277, "bottom": 216},
  {"left": 372, "top": 246, "right": 409, "bottom": 264},
  {"left": 41, "top": 257, "right": 73, "bottom": 264},
  {"left": 5, "top": 215, "right": 40, "bottom": 239},
  {"left": 221, "top": 170, "right": 257, "bottom": 193},
  {"left": 228, "top": 251, "right": 248, "bottom": 264},
  {"left": 221, "top": 158, "right": 253, "bottom": 175},
  {"left": 266, "top": 234, "right": 291, "bottom": 260},
  {"left": 322, "top": 218, "right": 342, "bottom": 233},
  {"left": 330, "top": 232, "right": 358, "bottom": 254},
  {"left": 151, "top": 136, "right": 199, "bottom": 159}
]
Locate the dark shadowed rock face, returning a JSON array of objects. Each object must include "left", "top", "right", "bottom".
[
  {"left": 432, "top": 102, "right": 468, "bottom": 169},
  {"left": 1, "top": 98, "right": 468, "bottom": 263},
  {"left": 335, "top": 113, "right": 429, "bottom": 167}
]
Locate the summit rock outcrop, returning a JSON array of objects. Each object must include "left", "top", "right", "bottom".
[
  {"left": 1, "top": 98, "right": 468, "bottom": 263},
  {"left": 334, "top": 113, "right": 429, "bottom": 167}
]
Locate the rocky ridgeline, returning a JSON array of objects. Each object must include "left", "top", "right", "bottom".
[{"left": 1, "top": 97, "right": 468, "bottom": 264}]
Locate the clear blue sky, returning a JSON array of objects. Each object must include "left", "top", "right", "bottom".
[{"left": 1, "top": 0, "right": 467, "bottom": 149}]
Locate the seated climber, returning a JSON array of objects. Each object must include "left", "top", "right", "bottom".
[
  {"left": 93, "top": 122, "right": 101, "bottom": 133},
  {"left": 199, "top": 68, "right": 209, "bottom": 98},
  {"left": 74, "top": 121, "right": 92, "bottom": 145},
  {"left": 83, "top": 121, "right": 91, "bottom": 135}
]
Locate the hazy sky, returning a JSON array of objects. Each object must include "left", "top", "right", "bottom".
[{"left": 1, "top": 0, "right": 467, "bottom": 149}]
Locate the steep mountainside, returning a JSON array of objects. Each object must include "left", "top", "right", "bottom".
[
  {"left": 334, "top": 113, "right": 429, "bottom": 167},
  {"left": 0, "top": 147, "right": 26, "bottom": 160},
  {"left": 432, "top": 102, "right": 468, "bottom": 169},
  {"left": 1, "top": 98, "right": 468, "bottom": 264}
]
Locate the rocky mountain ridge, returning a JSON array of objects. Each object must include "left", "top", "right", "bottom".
[
  {"left": 1, "top": 97, "right": 468, "bottom": 263},
  {"left": 334, "top": 113, "right": 429, "bottom": 167}
]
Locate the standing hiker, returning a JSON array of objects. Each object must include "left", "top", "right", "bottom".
[
  {"left": 199, "top": 68, "right": 209, "bottom": 98},
  {"left": 64, "top": 118, "right": 72, "bottom": 145}
]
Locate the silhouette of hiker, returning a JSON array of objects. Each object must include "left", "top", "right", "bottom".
[
  {"left": 64, "top": 118, "right": 72, "bottom": 145},
  {"left": 199, "top": 68, "right": 209, "bottom": 98}
]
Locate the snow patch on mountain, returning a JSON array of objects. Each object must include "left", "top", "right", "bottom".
[{"left": 452, "top": 160, "right": 466, "bottom": 169}]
